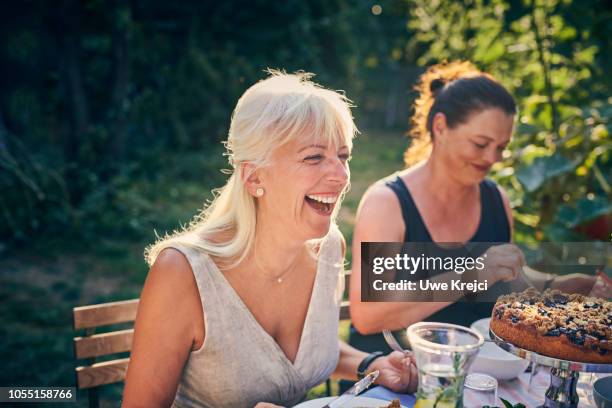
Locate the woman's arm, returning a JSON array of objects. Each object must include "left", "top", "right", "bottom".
[
  {"left": 332, "top": 340, "right": 369, "bottom": 381},
  {"left": 349, "top": 185, "right": 452, "bottom": 334},
  {"left": 122, "top": 249, "right": 205, "bottom": 408}
]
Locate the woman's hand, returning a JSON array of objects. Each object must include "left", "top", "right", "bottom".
[
  {"left": 253, "top": 403, "right": 285, "bottom": 408},
  {"left": 589, "top": 272, "right": 612, "bottom": 299},
  {"left": 369, "top": 351, "right": 418, "bottom": 394},
  {"left": 480, "top": 244, "right": 525, "bottom": 285},
  {"left": 552, "top": 273, "right": 597, "bottom": 295}
]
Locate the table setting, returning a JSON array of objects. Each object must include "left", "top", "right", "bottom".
[
  {"left": 362, "top": 317, "right": 611, "bottom": 407},
  {"left": 296, "top": 313, "right": 611, "bottom": 408}
]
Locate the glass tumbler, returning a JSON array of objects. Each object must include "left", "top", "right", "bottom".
[
  {"left": 407, "top": 322, "right": 484, "bottom": 408},
  {"left": 463, "top": 373, "right": 498, "bottom": 407}
]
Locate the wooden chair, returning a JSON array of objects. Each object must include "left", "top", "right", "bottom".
[
  {"left": 72, "top": 272, "right": 351, "bottom": 407},
  {"left": 73, "top": 299, "right": 139, "bottom": 408},
  {"left": 339, "top": 268, "right": 351, "bottom": 320},
  {"left": 339, "top": 269, "right": 351, "bottom": 320}
]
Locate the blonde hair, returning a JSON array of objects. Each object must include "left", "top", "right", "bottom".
[{"left": 145, "top": 70, "right": 357, "bottom": 268}]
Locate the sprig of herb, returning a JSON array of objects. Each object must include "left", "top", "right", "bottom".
[{"left": 432, "top": 353, "right": 463, "bottom": 408}]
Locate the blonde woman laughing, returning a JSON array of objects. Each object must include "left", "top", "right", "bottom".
[{"left": 122, "top": 71, "right": 418, "bottom": 408}]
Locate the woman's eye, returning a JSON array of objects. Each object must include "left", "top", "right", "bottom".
[
  {"left": 304, "top": 155, "right": 323, "bottom": 162},
  {"left": 339, "top": 153, "right": 352, "bottom": 162},
  {"left": 473, "top": 142, "right": 487, "bottom": 149}
]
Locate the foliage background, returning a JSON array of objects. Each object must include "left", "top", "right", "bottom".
[{"left": 0, "top": 0, "right": 610, "bottom": 405}]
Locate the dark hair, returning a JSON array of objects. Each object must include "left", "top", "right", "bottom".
[{"left": 405, "top": 61, "right": 517, "bottom": 166}]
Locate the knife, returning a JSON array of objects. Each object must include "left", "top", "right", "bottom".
[
  {"left": 520, "top": 265, "right": 534, "bottom": 287},
  {"left": 322, "top": 370, "right": 379, "bottom": 408}
]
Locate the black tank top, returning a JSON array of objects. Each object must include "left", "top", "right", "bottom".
[
  {"left": 387, "top": 175, "right": 510, "bottom": 243},
  {"left": 347, "top": 175, "right": 511, "bottom": 356}
]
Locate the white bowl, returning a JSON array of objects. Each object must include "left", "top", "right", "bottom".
[{"left": 469, "top": 318, "right": 530, "bottom": 380}]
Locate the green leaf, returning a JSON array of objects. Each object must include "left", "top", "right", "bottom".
[
  {"left": 558, "top": 26, "right": 577, "bottom": 41},
  {"left": 556, "top": 205, "right": 579, "bottom": 227},
  {"left": 556, "top": 196, "right": 612, "bottom": 227},
  {"left": 475, "top": 39, "right": 505, "bottom": 64},
  {"left": 574, "top": 45, "right": 598, "bottom": 64},
  {"left": 439, "top": 386, "right": 458, "bottom": 400},
  {"left": 500, "top": 398, "right": 514, "bottom": 408},
  {"left": 543, "top": 223, "right": 584, "bottom": 241},
  {"left": 575, "top": 197, "right": 612, "bottom": 224},
  {"left": 516, "top": 153, "right": 578, "bottom": 192}
]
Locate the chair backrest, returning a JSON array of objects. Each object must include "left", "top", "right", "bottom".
[{"left": 73, "top": 299, "right": 139, "bottom": 396}]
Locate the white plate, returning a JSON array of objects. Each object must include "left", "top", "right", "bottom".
[
  {"left": 293, "top": 396, "right": 405, "bottom": 408},
  {"left": 469, "top": 317, "right": 530, "bottom": 380}
]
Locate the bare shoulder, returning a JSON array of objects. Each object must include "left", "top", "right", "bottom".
[
  {"left": 354, "top": 180, "right": 404, "bottom": 241},
  {"left": 141, "top": 247, "right": 204, "bottom": 347},
  {"left": 146, "top": 248, "right": 198, "bottom": 294},
  {"left": 359, "top": 182, "right": 401, "bottom": 214},
  {"left": 153, "top": 247, "right": 191, "bottom": 270},
  {"left": 495, "top": 184, "right": 512, "bottom": 214}
]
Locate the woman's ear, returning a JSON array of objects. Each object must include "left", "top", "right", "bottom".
[
  {"left": 240, "top": 162, "right": 262, "bottom": 196},
  {"left": 431, "top": 112, "right": 448, "bottom": 142}
]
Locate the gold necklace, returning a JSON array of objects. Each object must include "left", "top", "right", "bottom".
[{"left": 255, "top": 250, "right": 302, "bottom": 283}]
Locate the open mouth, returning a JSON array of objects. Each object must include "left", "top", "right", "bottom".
[{"left": 305, "top": 194, "right": 337, "bottom": 216}]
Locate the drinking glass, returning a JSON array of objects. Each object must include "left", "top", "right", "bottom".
[
  {"left": 407, "top": 322, "right": 484, "bottom": 408},
  {"left": 463, "top": 373, "right": 498, "bottom": 407}
]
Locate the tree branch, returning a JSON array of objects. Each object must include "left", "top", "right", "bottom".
[{"left": 531, "top": 0, "right": 559, "bottom": 140}]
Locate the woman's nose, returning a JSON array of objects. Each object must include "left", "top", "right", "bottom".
[
  {"left": 327, "top": 158, "right": 349, "bottom": 185},
  {"left": 485, "top": 147, "right": 500, "bottom": 165}
]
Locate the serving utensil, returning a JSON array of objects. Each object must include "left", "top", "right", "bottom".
[{"left": 382, "top": 330, "right": 406, "bottom": 354}]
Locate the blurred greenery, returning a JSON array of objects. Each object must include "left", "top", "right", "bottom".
[
  {"left": 0, "top": 0, "right": 610, "bottom": 405},
  {"left": 2, "top": 0, "right": 609, "bottom": 248},
  {"left": 405, "top": 0, "right": 612, "bottom": 242}
]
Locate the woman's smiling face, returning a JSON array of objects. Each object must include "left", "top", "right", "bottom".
[
  {"left": 434, "top": 108, "right": 514, "bottom": 185},
  {"left": 257, "top": 135, "right": 351, "bottom": 241}
]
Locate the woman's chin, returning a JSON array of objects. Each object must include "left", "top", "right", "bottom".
[
  {"left": 306, "top": 220, "right": 333, "bottom": 240},
  {"left": 472, "top": 174, "right": 487, "bottom": 184},
  {"left": 461, "top": 169, "right": 488, "bottom": 185}
]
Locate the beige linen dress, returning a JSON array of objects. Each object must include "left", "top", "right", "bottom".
[{"left": 170, "top": 226, "right": 345, "bottom": 408}]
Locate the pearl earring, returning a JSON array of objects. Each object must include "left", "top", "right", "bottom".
[{"left": 255, "top": 187, "right": 264, "bottom": 197}]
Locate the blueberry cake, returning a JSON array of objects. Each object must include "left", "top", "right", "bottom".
[{"left": 491, "top": 288, "right": 611, "bottom": 363}]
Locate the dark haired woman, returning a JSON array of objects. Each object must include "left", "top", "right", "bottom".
[{"left": 345, "top": 61, "right": 534, "bottom": 361}]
